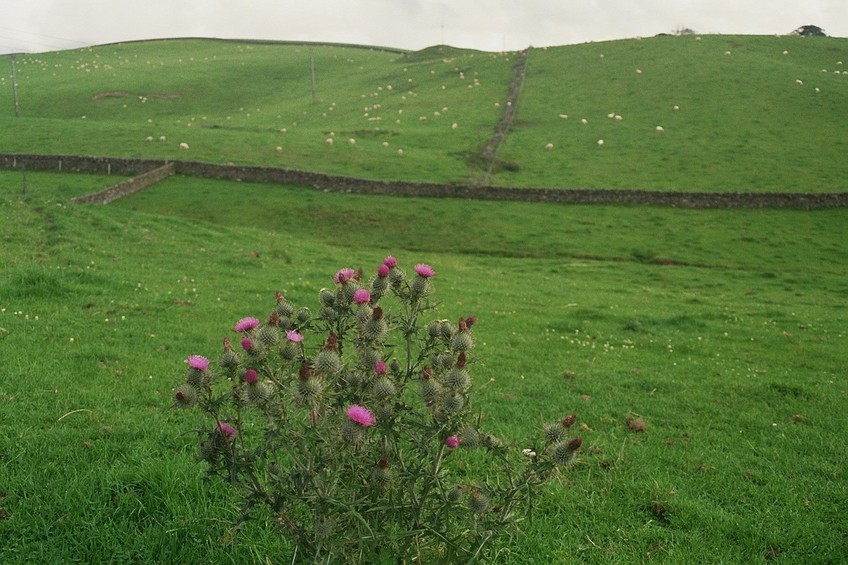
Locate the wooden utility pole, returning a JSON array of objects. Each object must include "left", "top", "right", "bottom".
[
  {"left": 21, "top": 163, "right": 27, "bottom": 195},
  {"left": 310, "top": 48, "right": 317, "bottom": 105},
  {"left": 11, "top": 54, "right": 20, "bottom": 117}
]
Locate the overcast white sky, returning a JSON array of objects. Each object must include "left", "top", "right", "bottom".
[{"left": 1, "top": 0, "right": 845, "bottom": 55}]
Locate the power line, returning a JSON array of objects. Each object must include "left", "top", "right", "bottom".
[{"left": 0, "top": 25, "right": 90, "bottom": 47}]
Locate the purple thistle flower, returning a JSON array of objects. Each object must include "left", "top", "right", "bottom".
[
  {"left": 333, "top": 268, "right": 356, "bottom": 284},
  {"left": 374, "top": 360, "right": 388, "bottom": 376},
  {"left": 353, "top": 288, "right": 371, "bottom": 304},
  {"left": 241, "top": 337, "right": 254, "bottom": 351},
  {"left": 346, "top": 405, "right": 375, "bottom": 427},
  {"left": 216, "top": 422, "right": 236, "bottom": 438},
  {"left": 377, "top": 264, "right": 390, "bottom": 277},
  {"left": 234, "top": 317, "right": 260, "bottom": 333},
  {"left": 285, "top": 330, "right": 304, "bottom": 343},
  {"left": 414, "top": 263, "right": 436, "bottom": 278},
  {"left": 244, "top": 368, "right": 258, "bottom": 384},
  {"left": 187, "top": 355, "right": 209, "bottom": 370},
  {"left": 383, "top": 256, "right": 398, "bottom": 268},
  {"left": 444, "top": 436, "right": 461, "bottom": 449}
]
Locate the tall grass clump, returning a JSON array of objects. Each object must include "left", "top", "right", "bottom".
[{"left": 172, "top": 257, "right": 582, "bottom": 563}]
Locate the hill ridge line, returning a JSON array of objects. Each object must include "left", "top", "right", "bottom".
[{"left": 2, "top": 153, "right": 846, "bottom": 209}]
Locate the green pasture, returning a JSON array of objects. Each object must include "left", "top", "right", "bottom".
[
  {"left": 1, "top": 35, "right": 846, "bottom": 190},
  {"left": 1, "top": 170, "right": 846, "bottom": 562}
]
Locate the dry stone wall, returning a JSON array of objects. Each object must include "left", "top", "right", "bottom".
[{"left": 1, "top": 153, "right": 846, "bottom": 209}]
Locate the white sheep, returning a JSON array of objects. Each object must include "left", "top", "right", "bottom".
[
  {"left": 325, "top": 138, "right": 334, "bottom": 145},
  {"left": 656, "top": 126, "right": 664, "bottom": 133},
  {"left": 348, "top": 138, "right": 356, "bottom": 145},
  {"left": 545, "top": 143, "right": 554, "bottom": 151},
  {"left": 614, "top": 114, "right": 623, "bottom": 121},
  {"left": 558, "top": 114, "right": 568, "bottom": 119},
  {"left": 159, "top": 135, "right": 166, "bottom": 142},
  {"left": 451, "top": 122, "right": 458, "bottom": 129},
  {"left": 597, "top": 139, "right": 604, "bottom": 146},
  {"left": 145, "top": 136, "right": 153, "bottom": 142},
  {"left": 796, "top": 79, "right": 803, "bottom": 85},
  {"left": 581, "top": 118, "right": 588, "bottom": 125},
  {"left": 179, "top": 142, "right": 189, "bottom": 149},
  {"left": 397, "top": 148, "right": 404, "bottom": 156},
  {"left": 275, "top": 146, "right": 283, "bottom": 152},
  {"left": 382, "top": 141, "right": 389, "bottom": 147},
  {"left": 673, "top": 105, "right": 680, "bottom": 111}
]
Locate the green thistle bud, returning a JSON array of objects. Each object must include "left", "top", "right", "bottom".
[
  {"left": 319, "top": 306, "right": 337, "bottom": 321},
  {"left": 362, "top": 318, "right": 388, "bottom": 342},
  {"left": 296, "top": 307, "right": 311, "bottom": 324},
  {"left": 450, "top": 331, "right": 473, "bottom": 352},
  {"left": 314, "top": 349, "right": 342, "bottom": 375},
  {"left": 247, "top": 382, "right": 274, "bottom": 404},
  {"left": 420, "top": 374, "right": 441, "bottom": 405},
  {"left": 218, "top": 348, "right": 240, "bottom": 370},
  {"left": 313, "top": 515, "right": 334, "bottom": 539},
  {"left": 173, "top": 384, "right": 197, "bottom": 408},
  {"left": 186, "top": 367, "right": 208, "bottom": 388},
  {"left": 296, "top": 377, "right": 323, "bottom": 403},
  {"left": 279, "top": 340, "right": 300, "bottom": 361},
  {"left": 388, "top": 267, "right": 405, "bottom": 285},
  {"left": 359, "top": 347, "right": 382, "bottom": 369},
  {"left": 553, "top": 438, "right": 582, "bottom": 465},
  {"left": 468, "top": 491, "right": 490, "bottom": 514},
  {"left": 427, "top": 320, "right": 441, "bottom": 338},
  {"left": 371, "top": 456, "right": 393, "bottom": 487},
  {"left": 439, "top": 320, "right": 455, "bottom": 339},
  {"left": 257, "top": 325, "right": 280, "bottom": 348},
  {"left": 370, "top": 275, "right": 389, "bottom": 297},
  {"left": 482, "top": 434, "right": 503, "bottom": 449},
  {"left": 372, "top": 377, "right": 396, "bottom": 400},
  {"left": 374, "top": 403, "right": 395, "bottom": 422},
  {"left": 460, "top": 427, "right": 480, "bottom": 448},
  {"left": 340, "top": 419, "right": 365, "bottom": 444},
  {"left": 430, "top": 352, "right": 454, "bottom": 373},
  {"left": 356, "top": 304, "right": 373, "bottom": 324},
  {"left": 343, "top": 371, "right": 362, "bottom": 388},
  {"left": 275, "top": 300, "right": 295, "bottom": 318},
  {"left": 319, "top": 288, "right": 335, "bottom": 307},
  {"left": 410, "top": 276, "right": 431, "bottom": 297},
  {"left": 443, "top": 367, "right": 471, "bottom": 392},
  {"left": 543, "top": 422, "right": 567, "bottom": 444},
  {"left": 275, "top": 315, "right": 292, "bottom": 330},
  {"left": 447, "top": 486, "right": 463, "bottom": 503},
  {"left": 442, "top": 392, "right": 465, "bottom": 413},
  {"left": 389, "top": 358, "right": 401, "bottom": 374}
]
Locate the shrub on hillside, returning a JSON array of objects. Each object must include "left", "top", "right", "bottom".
[{"left": 172, "top": 257, "right": 582, "bottom": 562}]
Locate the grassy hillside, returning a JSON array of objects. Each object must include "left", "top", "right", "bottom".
[
  {"left": 1, "top": 171, "right": 847, "bottom": 562},
  {"left": 1, "top": 35, "right": 846, "bottom": 190}
]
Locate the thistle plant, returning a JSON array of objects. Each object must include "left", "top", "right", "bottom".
[{"left": 173, "top": 257, "right": 582, "bottom": 563}]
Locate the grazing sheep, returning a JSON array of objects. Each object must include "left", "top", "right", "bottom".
[
  {"left": 159, "top": 135, "right": 166, "bottom": 142},
  {"left": 558, "top": 114, "right": 568, "bottom": 119},
  {"left": 545, "top": 143, "right": 554, "bottom": 151},
  {"left": 348, "top": 138, "right": 356, "bottom": 145},
  {"left": 597, "top": 139, "right": 604, "bottom": 146},
  {"left": 581, "top": 118, "right": 588, "bottom": 125},
  {"left": 796, "top": 79, "right": 803, "bottom": 85},
  {"left": 397, "top": 148, "right": 404, "bottom": 156},
  {"left": 382, "top": 141, "right": 389, "bottom": 147},
  {"left": 145, "top": 136, "right": 153, "bottom": 142},
  {"left": 451, "top": 122, "right": 458, "bottom": 129},
  {"left": 325, "top": 138, "right": 334, "bottom": 145},
  {"left": 614, "top": 114, "right": 623, "bottom": 121},
  {"left": 275, "top": 146, "right": 283, "bottom": 152},
  {"left": 673, "top": 105, "right": 680, "bottom": 111},
  {"left": 655, "top": 126, "right": 664, "bottom": 133},
  {"left": 179, "top": 142, "right": 189, "bottom": 149}
]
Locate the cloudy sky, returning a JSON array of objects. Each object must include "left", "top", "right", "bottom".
[{"left": 1, "top": 0, "right": 845, "bottom": 55}]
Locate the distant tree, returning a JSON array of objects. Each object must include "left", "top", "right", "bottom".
[
  {"left": 792, "top": 25, "right": 826, "bottom": 37},
  {"left": 672, "top": 26, "right": 697, "bottom": 36}
]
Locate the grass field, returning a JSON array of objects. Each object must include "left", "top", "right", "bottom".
[
  {"left": 1, "top": 169, "right": 846, "bottom": 562},
  {"left": 1, "top": 35, "right": 847, "bottom": 190}
]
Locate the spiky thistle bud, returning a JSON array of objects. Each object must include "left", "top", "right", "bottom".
[
  {"left": 553, "top": 437, "right": 582, "bottom": 465},
  {"left": 296, "top": 307, "right": 310, "bottom": 324},
  {"left": 296, "top": 377, "right": 323, "bottom": 404},
  {"left": 468, "top": 491, "right": 490, "bottom": 514},
  {"left": 460, "top": 427, "right": 480, "bottom": 448},
  {"left": 443, "top": 367, "right": 471, "bottom": 392},
  {"left": 319, "top": 288, "right": 335, "bottom": 308},
  {"left": 173, "top": 384, "right": 197, "bottom": 408},
  {"left": 313, "top": 515, "right": 334, "bottom": 540},
  {"left": 340, "top": 419, "right": 365, "bottom": 444},
  {"left": 427, "top": 320, "right": 441, "bottom": 338},
  {"left": 359, "top": 347, "right": 382, "bottom": 369},
  {"left": 257, "top": 325, "right": 280, "bottom": 348},
  {"left": 362, "top": 317, "right": 388, "bottom": 342},
  {"left": 450, "top": 331, "right": 473, "bottom": 352},
  {"left": 439, "top": 320, "right": 455, "bottom": 339},
  {"left": 543, "top": 422, "right": 567, "bottom": 444},
  {"left": 447, "top": 486, "right": 463, "bottom": 503},
  {"left": 247, "top": 381, "right": 274, "bottom": 404},
  {"left": 441, "top": 391, "right": 465, "bottom": 413},
  {"left": 371, "top": 455, "right": 393, "bottom": 487},
  {"left": 372, "top": 376, "right": 396, "bottom": 400}
]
